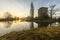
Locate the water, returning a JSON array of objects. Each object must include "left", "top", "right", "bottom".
[
  {"left": 0, "top": 20, "right": 60, "bottom": 36},
  {"left": 0, "top": 20, "right": 38, "bottom": 36}
]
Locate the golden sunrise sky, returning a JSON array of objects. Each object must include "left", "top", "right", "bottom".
[{"left": 0, "top": 0, "right": 60, "bottom": 18}]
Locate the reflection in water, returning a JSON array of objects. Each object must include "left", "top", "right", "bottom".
[
  {"left": 50, "top": 22, "right": 60, "bottom": 27},
  {"left": 36, "top": 22, "right": 49, "bottom": 28},
  {"left": 30, "top": 21, "right": 60, "bottom": 29},
  {"left": 4, "top": 21, "right": 13, "bottom": 28},
  {"left": 30, "top": 21, "right": 34, "bottom": 29},
  {"left": 0, "top": 20, "right": 60, "bottom": 37},
  {"left": 30, "top": 22, "right": 49, "bottom": 29},
  {"left": 38, "top": 22, "right": 60, "bottom": 27},
  {"left": 30, "top": 21, "right": 49, "bottom": 29}
]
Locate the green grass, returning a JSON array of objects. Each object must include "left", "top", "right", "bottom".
[{"left": 0, "top": 26, "right": 60, "bottom": 40}]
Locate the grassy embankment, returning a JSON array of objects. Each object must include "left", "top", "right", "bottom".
[{"left": 0, "top": 26, "right": 60, "bottom": 40}]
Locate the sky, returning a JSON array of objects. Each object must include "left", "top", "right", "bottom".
[{"left": 0, "top": 0, "right": 60, "bottom": 18}]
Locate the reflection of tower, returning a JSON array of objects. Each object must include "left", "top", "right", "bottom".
[
  {"left": 37, "top": 22, "right": 49, "bottom": 28},
  {"left": 30, "top": 2, "right": 34, "bottom": 19},
  {"left": 30, "top": 22, "right": 34, "bottom": 29}
]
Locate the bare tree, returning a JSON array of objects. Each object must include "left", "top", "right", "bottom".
[
  {"left": 4, "top": 12, "right": 12, "bottom": 18},
  {"left": 50, "top": 5, "right": 59, "bottom": 20},
  {"left": 50, "top": 5, "right": 56, "bottom": 20}
]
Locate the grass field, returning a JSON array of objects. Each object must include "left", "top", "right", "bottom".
[{"left": 0, "top": 26, "right": 60, "bottom": 40}]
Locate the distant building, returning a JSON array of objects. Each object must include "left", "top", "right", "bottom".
[
  {"left": 30, "top": 2, "right": 34, "bottom": 19},
  {"left": 38, "top": 7, "right": 49, "bottom": 19}
]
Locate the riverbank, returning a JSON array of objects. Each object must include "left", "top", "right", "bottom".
[{"left": 0, "top": 26, "right": 60, "bottom": 40}]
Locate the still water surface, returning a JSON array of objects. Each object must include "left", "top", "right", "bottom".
[
  {"left": 0, "top": 20, "right": 38, "bottom": 36},
  {"left": 0, "top": 20, "right": 60, "bottom": 36}
]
